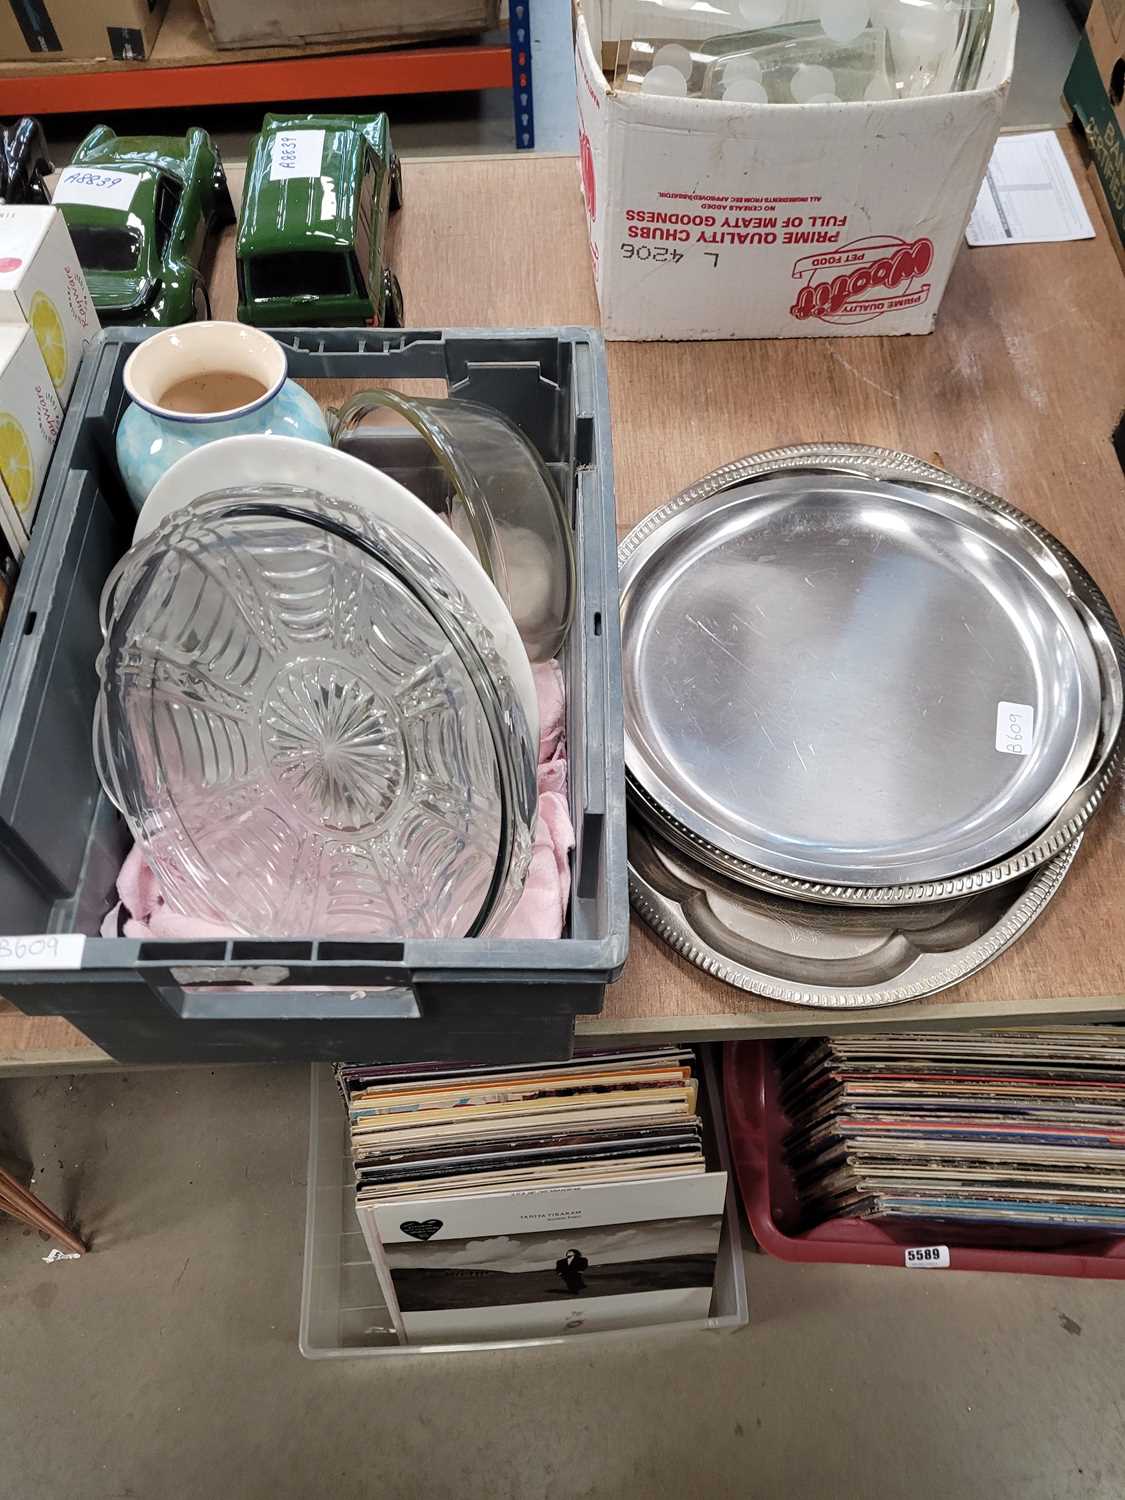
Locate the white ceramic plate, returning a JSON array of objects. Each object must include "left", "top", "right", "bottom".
[{"left": 137, "top": 434, "right": 539, "bottom": 743}]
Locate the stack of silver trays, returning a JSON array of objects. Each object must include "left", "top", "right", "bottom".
[{"left": 620, "top": 445, "right": 1125, "bottom": 1009}]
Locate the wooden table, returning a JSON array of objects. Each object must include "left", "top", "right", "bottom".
[{"left": 1, "top": 139, "right": 1123, "bottom": 1072}]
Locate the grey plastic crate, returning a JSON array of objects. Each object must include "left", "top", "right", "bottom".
[
  {"left": 299, "top": 1048, "right": 749, "bottom": 1358},
  {"left": 0, "top": 327, "right": 627, "bottom": 1066}
]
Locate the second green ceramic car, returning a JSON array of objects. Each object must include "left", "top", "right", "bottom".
[
  {"left": 236, "top": 113, "right": 404, "bottom": 328},
  {"left": 54, "top": 125, "right": 234, "bottom": 326}
]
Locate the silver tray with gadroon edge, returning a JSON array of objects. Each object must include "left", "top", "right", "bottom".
[
  {"left": 619, "top": 444, "right": 1125, "bottom": 907},
  {"left": 627, "top": 817, "right": 1081, "bottom": 1010}
]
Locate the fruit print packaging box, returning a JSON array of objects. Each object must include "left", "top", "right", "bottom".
[
  {"left": 0, "top": 325, "right": 63, "bottom": 541},
  {"left": 0, "top": 206, "right": 100, "bottom": 406}
]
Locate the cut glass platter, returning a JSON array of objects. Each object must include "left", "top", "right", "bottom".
[
  {"left": 138, "top": 435, "right": 540, "bottom": 745},
  {"left": 96, "top": 491, "right": 538, "bottom": 940}
]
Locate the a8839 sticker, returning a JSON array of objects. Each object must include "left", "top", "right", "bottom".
[{"left": 53, "top": 166, "right": 142, "bottom": 212}]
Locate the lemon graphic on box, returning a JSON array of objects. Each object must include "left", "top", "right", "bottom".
[
  {"left": 0, "top": 415, "right": 34, "bottom": 513},
  {"left": 29, "top": 290, "right": 68, "bottom": 391}
]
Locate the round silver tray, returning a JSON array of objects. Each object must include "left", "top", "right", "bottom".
[
  {"left": 620, "top": 444, "right": 1125, "bottom": 906},
  {"left": 628, "top": 818, "right": 1081, "bottom": 1009}
]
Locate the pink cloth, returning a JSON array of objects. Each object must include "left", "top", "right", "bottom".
[
  {"left": 508, "top": 660, "right": 573, "bottom": 939},
  {"left": 102, "top": 660, "right": 575, "bottom": 942}
]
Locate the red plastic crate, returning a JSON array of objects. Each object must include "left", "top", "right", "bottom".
[{"left": 724, "top": 1040, "right": 1125, "bottom": 1279}]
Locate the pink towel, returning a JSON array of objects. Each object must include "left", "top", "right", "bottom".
[
  {"left": 508, "top": 660, "right": 573, "bottom": 939},
  {"left": 102, "top": 660, "right": 575, "bottom": 942}
]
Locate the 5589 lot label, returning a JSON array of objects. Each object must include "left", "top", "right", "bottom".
[{"left": 905, "top": 1245, "right": 950, "bottom": 1269}]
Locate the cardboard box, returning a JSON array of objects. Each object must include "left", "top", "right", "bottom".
[
  {"left": 1064, "top": 0, "right": 1125, "bottom": 265},
  {"left": 0, "top": 325, "right": 63, "bottom": 541},
  {"left": 197, "top": 0, "right": 499, "bottom": 50},
  {"left": 0, "top": 0, "right": 168, "bottom": 62},
  {"left": 574, "top": 0, "right": 1017, "bottom": 340},
  {"left": 0, "top": 208, "right": 99, "bottom": 407}
]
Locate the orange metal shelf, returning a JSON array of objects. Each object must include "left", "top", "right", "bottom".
[{"left": 0, "top": 42, "right": 514, "bottom": 115}]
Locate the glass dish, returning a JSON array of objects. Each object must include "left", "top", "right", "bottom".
[
  {"left": 134, "top": 434, "right": 540, "bottom": 746},
  {"left": 95, "top": 487, "right": 538, "bottom": 940},
  {"left": 615, "top": 0, "right": 994, "bottom": 102},
  {"left": 331, "top": 390, "right": 576, "bottom": 663}
]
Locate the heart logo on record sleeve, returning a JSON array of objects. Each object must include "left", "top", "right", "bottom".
[{"left": 400, "top": 1219, "right": 442, "bottom": 1241}]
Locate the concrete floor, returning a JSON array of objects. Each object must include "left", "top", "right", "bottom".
[{"left": 2, "top": 1063, "right": 1124, "bottom": 1500}]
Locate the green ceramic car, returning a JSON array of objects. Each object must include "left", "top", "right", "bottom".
[
  {"left": 236, "top": 113, "right": 404, "bottom": 329},
  {"left": 55, "top": 125, "right": 234, "bottom": 326}
]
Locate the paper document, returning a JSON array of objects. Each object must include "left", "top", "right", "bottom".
[{"left": 966, "top": 132, "right": 1095, "bottom": 246}]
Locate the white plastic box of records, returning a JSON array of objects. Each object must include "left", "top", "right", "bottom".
[{"left": 299, "top": 1049, "right": 748, "bottom": 1358}]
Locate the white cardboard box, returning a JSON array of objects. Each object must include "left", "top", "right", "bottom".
[
  {"left": 574, "top": 0, "right": 1017, "bottom": 339},
  {"left": 0, "top": 207, "right": 100, "bottom": 406},
  {"left": 0, "top": 325, "right": 64, "bottom": 542}
]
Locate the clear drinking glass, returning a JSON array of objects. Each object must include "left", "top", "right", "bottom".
[
  {"left": 615, "top": 0, "right": 994, "bottom": 102},
  {"left": 95, "top": 487, "right": 538, "bottom": 940}
]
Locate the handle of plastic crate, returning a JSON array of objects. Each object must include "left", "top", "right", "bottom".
[
  {"left": 139, "top": 966, "right": 421, "bottom": 1021},
  {"left": 584, "top": 608, "right": 608, "bottom": 816},
  {"left": 575, "top": 473, "right": 609, "bottom": 903},
  {"left": 581, "top": 472, "right": 608, "bottom": 826},
  {"left": 174, "top": 987, "right": 420, "bottom": 1022}
]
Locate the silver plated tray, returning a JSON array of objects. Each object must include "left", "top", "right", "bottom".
[
  {"left": 628, "top": 818, "right": 1080, "bottom": 1009},
  {"left": 620, "top": 444, "right": 1125, "bottom": 904}
]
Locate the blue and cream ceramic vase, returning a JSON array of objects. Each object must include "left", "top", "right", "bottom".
[{"left": 116, "top": 322, "right": 330, "bottom": 507}]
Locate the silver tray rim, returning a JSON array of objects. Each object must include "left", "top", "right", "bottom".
[
  {"left": 628, "top": 827, "right": 1081, "bottom": 1010},
  {"left": 619, "top": 443, "right": 1125, "bottom": 906}
]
